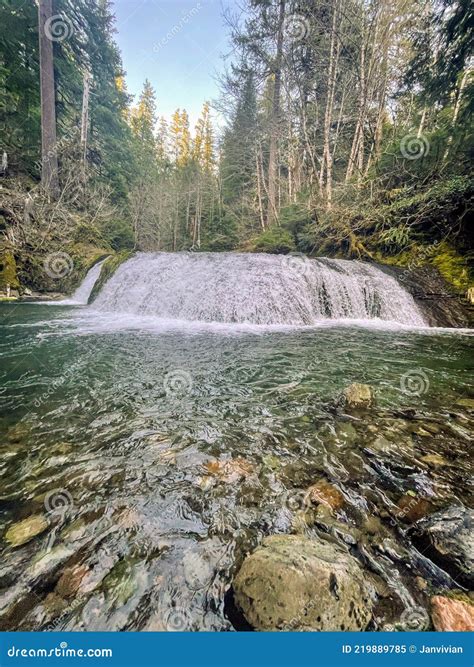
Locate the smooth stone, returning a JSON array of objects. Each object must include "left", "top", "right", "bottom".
[
  {"left": 233, "top": 535, "right": 373, "bottom": 631},
  {"left": 420, "top": 453, "right": 448, "bottom": 467},
  {"left": 455, "top": 398, "right": 474, "bottom": 410},
  {"left": 342, "top": 383, "right": 375, "bottom": 410},
  {"left": 5, "top": 515, "right": 49, "bottom": 547},
  {"left": 431, "top": 596, "right": 474, "bottom": 631}
]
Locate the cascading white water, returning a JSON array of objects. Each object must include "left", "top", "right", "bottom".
[
  {"left": 91, "top": 252, "right": 426, "bottom": 326},
  {"left": 52, "top": 258, "right": 107, "bottom": 305}
]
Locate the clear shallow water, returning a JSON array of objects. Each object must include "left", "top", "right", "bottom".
[{"left": 0, "top": 304, "right": 473, "bottom": 631}]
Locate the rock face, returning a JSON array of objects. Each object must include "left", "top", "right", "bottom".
[
  {"left": 5, "top": 515, "right": 49, "bottom": 547},
  {"left": 233, "top": 535, "right": 373, "bottom": 631},
  {"left": 411, "top": 506, "right": 473, "bottom": 587},
  {"left": 382, "top": 265, "right": 472, "bottom": 328},
  {"left": 342, "top": 383, "right": 375, "bottom": 410},
  {"left": 431, "top": 596, "right": 474, "bottom": 632}
]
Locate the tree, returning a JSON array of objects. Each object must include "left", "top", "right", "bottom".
[{"left": 38, "top": 0, "right": 59, "bottom": 197}]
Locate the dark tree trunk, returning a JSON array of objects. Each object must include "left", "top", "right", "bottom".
[{"left": 38, "top": 0, "right": 59, "bottom": 197}]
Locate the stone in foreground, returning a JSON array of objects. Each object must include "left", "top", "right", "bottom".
[
  {"left": 431, "top": 596, "right": 474, "bottom": 631},
  {"left": 342, "top": 383, "right": 375, "bottom": 409},
  {"left": 233, "top": 535, "right": 373, "bottom": 631}
]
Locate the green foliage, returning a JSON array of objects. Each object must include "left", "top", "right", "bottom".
[
  {"left": 100, "top": 219, "right": 135, "bottom": 251},
  {"left": 279, "top": 202, "right": 314, "bottom": 251},
  {"left": 251, "top": 227, "right": 295, "bottom": 254}
]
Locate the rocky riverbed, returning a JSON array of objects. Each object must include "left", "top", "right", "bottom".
[{"left": 0, "top": 308, "right": 473, "bottom": 631}]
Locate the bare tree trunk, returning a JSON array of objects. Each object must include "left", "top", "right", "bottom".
[
  {"left": 321, "top": 0, "right": 341, "bottom": 209},
  {"left": 267, "top": 0, "right": 285, "bottom": 226},
  {"left": 81, "top": 72, "right": 91, "bottom": 171},
  {"left": 443, "top": 67, "right": 470, "bottom": 163},
  {"left": 256, "top": 150, "right": 265, "bottom": 230},
  {"left": 38, "top": 0, "right": 59, "bottom": 198}
]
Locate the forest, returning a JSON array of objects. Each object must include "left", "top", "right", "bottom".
[{"left": 0, "top": 0, "right": 472, "bottom": 298}]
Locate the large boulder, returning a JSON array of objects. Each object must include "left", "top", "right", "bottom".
[
  {"left": 410, "top": 506, "right": 473, "bottom": 587},
  {"left": 233, "top": 535, "right": 373, "bottom": 631}
]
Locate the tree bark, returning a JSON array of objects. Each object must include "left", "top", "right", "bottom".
[
  {"left": 38, "top": 0, "right": 59, "bottom": 198},
  {"left": 267, "top": 0, "right": 285, "bottom": 226}
]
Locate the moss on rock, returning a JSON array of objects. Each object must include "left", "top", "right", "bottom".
[{"left": 88, "top": 250, "right": 134, "bottom": 303}]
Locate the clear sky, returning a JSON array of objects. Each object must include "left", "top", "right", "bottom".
[{"left": 112, "top": 0, "right": 234, "bottom": 131}]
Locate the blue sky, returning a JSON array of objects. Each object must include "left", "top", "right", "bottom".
[{"left": 112, "top": 0, "right": 234, "bottom": 131}]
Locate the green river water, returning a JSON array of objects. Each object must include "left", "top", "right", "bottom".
[{"left": 0, "top": 303, "right": 473, "bottom": 631}]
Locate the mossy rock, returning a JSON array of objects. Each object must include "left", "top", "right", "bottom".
[
  {"left": 0, "top": 249, "right": 20, "bottom": 290},
  {"left": 88, "top": 250, "right": 134, "bottom": 303}
]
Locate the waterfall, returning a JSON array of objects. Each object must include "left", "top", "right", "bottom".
[
  {"left": 91, "top": 252, "right": 426, "bottom": 326},
  {"left": 51, "top": 259, "right": 107, "bottom": 305}
]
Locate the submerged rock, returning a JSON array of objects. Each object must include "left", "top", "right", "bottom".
[
  {"left": 5, "top": 515, "right": 49, "bottom": 548},
  {"left": 431, "top": 596, "right": 474, "bottom": 632},
  {"left": 342, "top": 383, "right": 375, "bottom": 410},
  {"left": 233, "top": 535, "right": 373, "bottom": 631},
  {"left": 410, "top": 506, "right": 473, "bottom": 587},
  {"left": 396, "top": 493, "right": 432, "bottom": 524},
  {"left": 203, "top": 457, "right": 254, "bottom": 484},
  {"left": 306, "top": 479, "right": 345, "bottom": 512}
]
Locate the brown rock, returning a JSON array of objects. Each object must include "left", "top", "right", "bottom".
[
  {"left": 56, "top": 564, "right": 90, "bottom": 598},
  {"left": 396, "top": 493, "right": 431, "bottom": 524},
  {"left": 420, "top": 453, "right": 448, "bottom": 467},
  {"left": 431, "top": 596, "right": 474, "bottom": 631},
  {"left": 306, "top": 479, "right": 344, "bottom": 512},
  {"left": 204, "top": 457, "right": 254, "bottom": 483}
]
